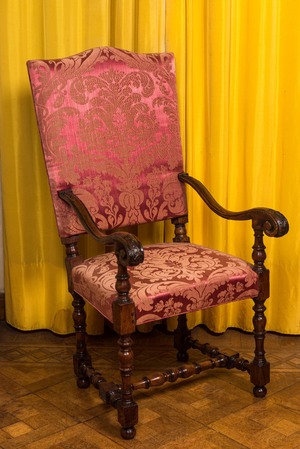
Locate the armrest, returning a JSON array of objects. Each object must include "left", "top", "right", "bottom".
[
  {"left": 179, "top": 173, "right": 289, "bottom": 237},
  {"left": 58, "top": 189, "right": 144, "bottom": 266}
]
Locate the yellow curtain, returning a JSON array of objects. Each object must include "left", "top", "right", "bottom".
[{"left": 0, "top": 0, "right": 298, "bottom": 335}]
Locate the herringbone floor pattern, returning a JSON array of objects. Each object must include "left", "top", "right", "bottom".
[{"left": 0, "top": 321, "right": 299, "bottom": 448}]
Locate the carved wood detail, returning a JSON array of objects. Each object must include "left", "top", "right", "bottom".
[
  {"left": 172, "top": 215, "right": 190, "bottom": 242},
  {"left": 250, "top": 224, "right": 270, "bottom": 397},
  {"left": 57, "top": 172, "right": 289, "bottom": 438}
]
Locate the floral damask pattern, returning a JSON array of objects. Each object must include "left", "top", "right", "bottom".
[
  {"left": 28, "top": 48, "right": 259, "bottom": 325},
  {"left": 27, "top": 47, "right": 187, "bottom": 237},
  {"left": 72, "top": 243, "right": 259, "bottom": 325}
]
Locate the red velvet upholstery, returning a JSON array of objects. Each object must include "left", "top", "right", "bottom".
[{"left": 27, "top": 47, "right": 187, "bottom": 238}]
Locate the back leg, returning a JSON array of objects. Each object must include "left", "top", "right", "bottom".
[
  {"left": 174, "top": 314, "right": 192, "bottom": 362},
  {"left": 72, "top": 292, "right": 92, "bottom": 388}
]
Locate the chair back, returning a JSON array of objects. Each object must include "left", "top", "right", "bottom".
[{"left": 27, "top": 47, "right": 187, "bottom": 237}]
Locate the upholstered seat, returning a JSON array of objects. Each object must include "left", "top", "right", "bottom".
[
  {"left": 73, "top": 243, "right": 259, "bottom": 325},
  {"left": 27, "top": 46, "right": 288, "bottom": 440}
]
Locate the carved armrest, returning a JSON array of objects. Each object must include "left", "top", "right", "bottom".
[
  {"left": 58, "top": 189, "right": 144, "bottom": 267},
  {"left": 179, "top": 173, "right": 289, "bottom": 237}
]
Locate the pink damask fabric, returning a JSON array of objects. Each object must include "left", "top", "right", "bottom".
[
  {"left": 72, "top": 243, "right": 259, "bottom": 325},
  {"left": 27, "top": 47, "right": 187, "bottom": 237}
]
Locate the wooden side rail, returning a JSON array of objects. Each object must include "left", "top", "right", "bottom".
[
  {"left": 187, "top": 337, "right": 250, "bottom": 372},
  {"left": 80, "top": 337, "right": 250, "bottom": 404},
  {"left": 131, "top": 356, "right": 226, "bottom": 391}
]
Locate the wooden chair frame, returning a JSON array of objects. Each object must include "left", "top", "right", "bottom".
[{"left": 58, "top": 172, "right": 288, "bottom": 440}]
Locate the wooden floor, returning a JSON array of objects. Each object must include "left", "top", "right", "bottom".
[{"left": 0, "top": 321, "right": 299, "bottom": 449}]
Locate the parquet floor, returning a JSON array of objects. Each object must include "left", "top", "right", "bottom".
[{"left": 0, "top": 321, "right": 299, "bottom": 449}]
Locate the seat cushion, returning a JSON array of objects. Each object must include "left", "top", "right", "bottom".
[{"left": 72, "top": 243, "right": 259, "bottom": 325}]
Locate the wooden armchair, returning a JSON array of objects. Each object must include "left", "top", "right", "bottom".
[{"left": 27, "top": 47, "right": 288, "bottom": 440}]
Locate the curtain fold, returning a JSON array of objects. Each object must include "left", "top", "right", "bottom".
[{"left": 0, "top": 0, "right": 298, "bottom": 334}]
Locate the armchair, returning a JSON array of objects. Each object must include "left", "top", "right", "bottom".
[{"left": 27, "top": 47, "right": 288, "bottom": 440}]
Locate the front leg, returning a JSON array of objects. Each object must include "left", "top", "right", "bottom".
[
  {"left": 250, "top": 224, "right": 270, "bottom": 397},
  {"left": 250, "top": 297, "right": 270, "bottom": 398},
  {"left": 112, "top": 254, "right": 138, "bottom": 439},
  {"left": 117, "top": 332, "right": 138, "bottom": 440}
]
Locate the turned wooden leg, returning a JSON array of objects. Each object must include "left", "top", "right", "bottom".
[
  {"left": 112, "top": 254, "right": 138, "bottom": 439},
  {"left": 250, "top": 225, "right": 270, "bottom": 398},
  {"left": 174, "top": 314, "right": 192, "bottom": 362},
  {"left": 61, "top": 237, "right": 92, "bottom": 389},
  {"left": 250, "top": 290, "right": 270, "bottom": 398},
  {"left": 117, "top": 334, "right": 138, "bottom": 440},
  {"left": 72, "top": 292, "right": 92, "bottom": 389}
]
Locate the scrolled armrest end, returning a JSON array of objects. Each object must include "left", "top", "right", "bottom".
[
  {"left": 258, "top": 210, "right": 289, "bottom": 238},
  {"left": 113, "top": 232, "right": 144, "bottom": 267}
]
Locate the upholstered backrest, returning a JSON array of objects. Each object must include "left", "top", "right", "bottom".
[{"left": 27, "top": 47, "right": 188, "bottom": 238}]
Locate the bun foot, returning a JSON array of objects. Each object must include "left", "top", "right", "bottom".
[
  {"left": 121, "top": 427, "right": 136, "bottom": 440},
  {"left": 253, "top": 385, "right": 267, "bottom": 398}
]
